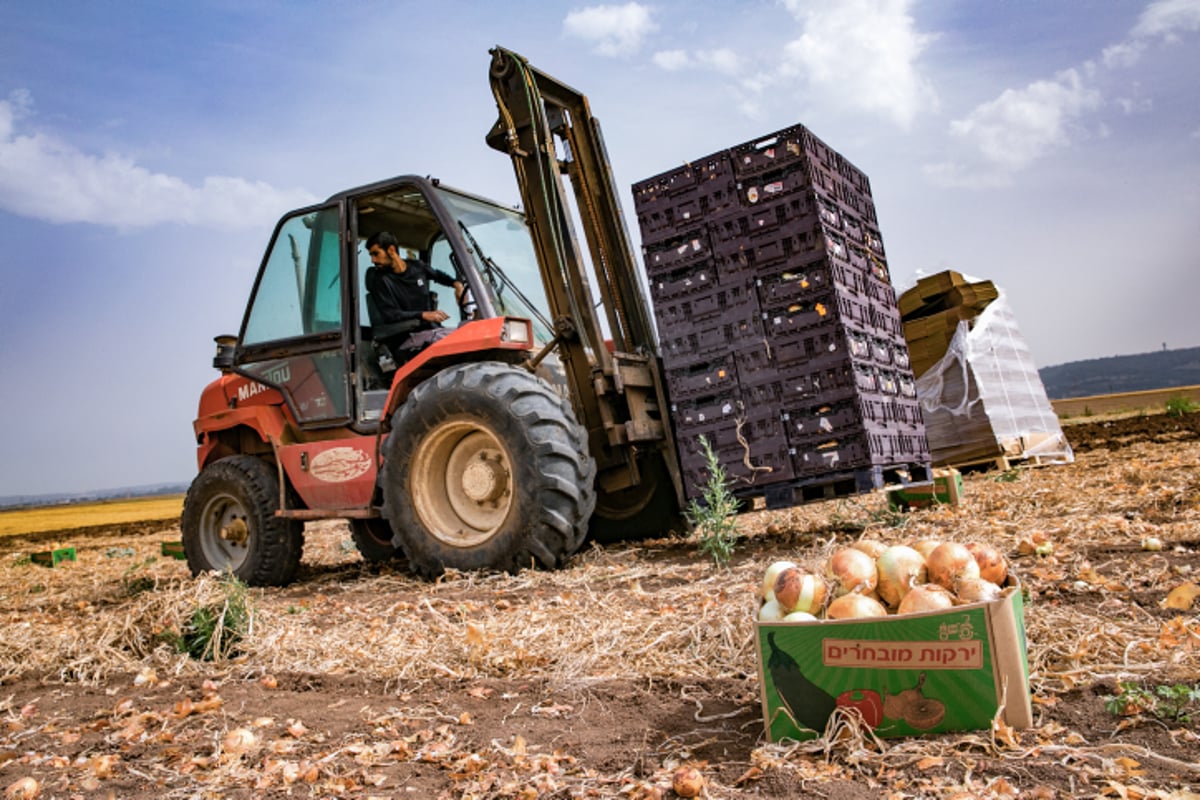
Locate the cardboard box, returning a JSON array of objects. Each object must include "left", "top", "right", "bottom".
[
  {"left": 756, "top": 584, "right": 1031, "bottom": 741},
  {"left": 30, "top": 547, "right": 77, "bottom": 567},
  {"left": 888, "top": 468, "right": 963, "bottom": 510},
  {"left": 161, "top": 540, "right": 187, "bottom": 560}
]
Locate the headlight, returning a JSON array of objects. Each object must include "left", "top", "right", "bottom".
[{"left": 501, "top": 318, "right": 532, "bottom": 344}]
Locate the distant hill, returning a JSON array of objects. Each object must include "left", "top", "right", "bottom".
[
  {"left": 1039, "top": 345, "right": 1200, "bottom": 399},
  {"left": 0, "top": 482, "right": 189, "bottom": 511}
]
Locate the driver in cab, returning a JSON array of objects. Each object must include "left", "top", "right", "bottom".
[{"left": 365, "top": 231, "right": 464, "bottom": 356}]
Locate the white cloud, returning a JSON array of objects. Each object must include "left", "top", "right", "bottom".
[
  {"left": 652, "top": 49, "right": 690, "bottom": 71},
  {"left": 563, "top": 3, "right": 656, "bottom": 57},
  {"left": 0, "top": 92, "right": 316, "bottom": 231},
  {"left": 1132, "top": 0, "right": 1200, "bottom": 39},
  {"left": 651, "top": 47, "right": 741, "bottom": 75},
  {"left": 948, "top": 69, "right": 1102, "bottom": 171},
  {"left": 1102, "top": 40, "right": 1147, "bottom": 69},
  {"left": 778, "top": 0, "right": 937, "bottom": 128}
]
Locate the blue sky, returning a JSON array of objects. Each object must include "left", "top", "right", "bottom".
[{"left": 1, "top": 0, "right": 1198, "bottom": 497}]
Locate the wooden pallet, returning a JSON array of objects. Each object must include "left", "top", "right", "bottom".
[{"left": 742, "top": 463, "right": 934, "bottom": 511}]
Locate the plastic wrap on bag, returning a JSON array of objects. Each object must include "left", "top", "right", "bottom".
[{"left": 914, "top": 291, "right": 1073, "bottom": 467}]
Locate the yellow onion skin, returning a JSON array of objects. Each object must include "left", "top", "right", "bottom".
[
  {"left": 910, "top": 538, "right": 943, "bottom": 561},
  {"left": 825, "top": 548, "right": 879, "bottom": 597},
  {"left": 897, "top": 583, "right": 956, "bottom": 615},
  {"left": 826, "top": 593, "right": 889, "bottom": 620},
  {"left": 953, "top": 576, "right": 1003, "bottom": 605},
  {"left": 876, "top": 545, "right": 927, "bottom": 608},
  {"left": 672, "top": 766, "right": 705, "bottom": 798},
  {"left": 926, "top": 542, "right": 980, "bottom": 591},
  {"left": 761, "top": 560, "right": 798, "bottom": 602},
  {"left": 774, "top": 567, "right": 827, "bottom": 615},
  {"left": 758, "top": 599, "right": 787, "bottom": 622},
  {"left": 850, "top": 539, "right": 889, "bottom": 559},
  {"left": 965, "top": 542, "right": 1008, "bottom": 585}
]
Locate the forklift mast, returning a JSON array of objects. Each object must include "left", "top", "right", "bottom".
[{"left": 486, "top": 46, "right": 681, "bottom": 499}]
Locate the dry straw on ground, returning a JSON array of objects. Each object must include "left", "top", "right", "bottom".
[{"left": 1, "top": 429, "right": 1198, "bottom": 798}]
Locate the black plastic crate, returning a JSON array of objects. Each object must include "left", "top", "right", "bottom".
[
  {"left": 754, "top": 251, "right": 863, "bottom": 307},
  {"left": 632, "top": 163, "right": 700, "bottom": 209},
  {"left": 729, "top": 126, "right": 812, "bottom": 178},
  {"left": 743, "top": 358, "right": 863, "bottom": 405},
  {"left": 782, "top": 396, "right": 870, "bottom": 441},
  {"left": 648, "top": 262, "right": 719, "bottom": 304},
  {"left": 660, "top": 315, "right": 764, "bottom": 369},
  {"left": 653, "top": 279, "right": 759, "bottom": 334},
  {"left": 709, "top": 202, "right": 821, "bottom": 245},
  {"left": 664, "top": 353, "right": 739, "bottom": 401},
  {"left": 678, "top": 432, "right": 795, "bottom": 499},
  {"left": 791, "top": 431, "right": 885, "bottom": 476},
  {"left": 643, "top": 229, "right": 714, "bottom": 276},
  {"left": 770, "top": 327, "right": 854, "bottom": 370}
]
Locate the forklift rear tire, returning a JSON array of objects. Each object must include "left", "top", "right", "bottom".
[
  {"left": 350, "top": 518, "right": 402, "bottom": 562},
  {"left": 382, "top": 362, "right": 596, "bottom": 578},
  {"left": 588, "top": 455, "right": 688, "bottom": 544},
  {"left": 181, "top": 455, "right": 304, "bottom": 587}
]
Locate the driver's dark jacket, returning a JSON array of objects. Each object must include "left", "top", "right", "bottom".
[{"left": 365, "top": 259, "right": 457, "bottom": 332}]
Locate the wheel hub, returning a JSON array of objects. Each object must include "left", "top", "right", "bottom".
[
  {"left": 220, "top": 517, "right": 249, "bottom": 545},
  {"left": 461, "top": 453, "right": 508, "bottom": 503}
]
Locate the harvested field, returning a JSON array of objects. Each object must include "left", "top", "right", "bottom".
[{"left": 1, "top": 413, "right": 1198, "bottom": 799}]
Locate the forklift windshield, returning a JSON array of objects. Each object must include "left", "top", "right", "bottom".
[{"left": 432, "top": 187, "right": 553, "bottom": 343}]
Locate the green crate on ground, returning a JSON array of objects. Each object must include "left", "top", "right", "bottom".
[
  {"left": 31, "top": 547, "right": 77, "bottom": 567},
  {"left": 161, "top": 540, "right": 187, "bottom": 560}
]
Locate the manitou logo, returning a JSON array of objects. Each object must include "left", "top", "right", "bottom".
[{"left": 237, "top": 381, "right": 269, "bottom": 402}]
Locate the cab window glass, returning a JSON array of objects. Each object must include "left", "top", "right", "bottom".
[{"left": 244, "top": 207, "right": 341, "bottom": 344}]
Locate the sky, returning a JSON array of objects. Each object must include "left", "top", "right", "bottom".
[{"left": 1, "top": 0, "right": 1198, "bottom": 497}]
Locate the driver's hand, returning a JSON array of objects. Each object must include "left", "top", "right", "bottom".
[{"left": 422, "top": 310, "right": 449, "bottom": 323}]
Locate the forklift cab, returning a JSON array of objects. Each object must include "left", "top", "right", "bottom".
[{"left": 231, "top": 175, "right": 555, "bottom": 431}]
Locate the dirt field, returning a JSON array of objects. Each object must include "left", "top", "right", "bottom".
[{"left": 2, "top": 413, "right": 1198, "bottom": 799}]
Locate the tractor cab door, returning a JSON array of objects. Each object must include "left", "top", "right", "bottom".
[{"left": 235, "top": 203, "right": 353, "bottom": 428}]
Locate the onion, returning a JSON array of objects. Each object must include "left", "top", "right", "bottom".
[
  {"left": 965, "top": 542, "right": 1008, "bottom": 584},
  {"left": 4, "top": 778, "right": 39, "bottom": 800},
  {"left": 910, "top": 538, "right": 943, "bottom": 561},
  {"left": 782, "top": 610, "right": 818, "bottom": 623},
  {"left": 850, "top": 539, "right": 888, "bottom": 559},
  {"left": 897, "top": 583, "right": 956, "bottom": 614},
  {"left": 875, "top": 545, "right": 927, "bottom": 608},
  {"left": 222, "top": 727, "right": 259, "bottom": 754},
  {"left": 954, "top": 576, "right": 1003, "bottom": 605},
  {"left": 672, "top": 766, "right": 705, "bottom": 798},
  {"left": 774, "top": 567, "right": 827, "bottom": 615},
  {"left": 826, "top": 593, "right": 889, "bottom": 619},
  {"left": 758, "top": 599, "right": 786, "bottom": 622},
  {"left": 761, "top": 560, "right": 798, "bottom": 602},
  {"left": 926, "top": 542, "right": 980, "bottom": 590},
  {"left": 825, "top": 548, "right": 878, "bottom": 597}
]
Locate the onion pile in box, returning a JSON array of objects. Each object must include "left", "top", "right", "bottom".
[{"left": 759, "top": 540, "right": 1010, "bottom": 621}]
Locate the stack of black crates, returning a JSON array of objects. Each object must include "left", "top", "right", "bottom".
[{"left": 632, "top": 124, "right": 931, "bottom": 509}]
